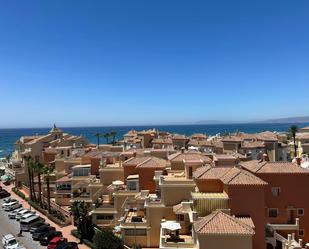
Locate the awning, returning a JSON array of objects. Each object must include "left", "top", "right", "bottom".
[
  {"left": 161, "top": 221, "right": 181, "bottom": 231},
  {"left": 112, "top": 180, "right": 124, "bottom": 185}
]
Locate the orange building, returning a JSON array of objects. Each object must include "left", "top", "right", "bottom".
[
  {"left": 193, "top": 166, "right": 268, "bottom": 249},
  {"left": 241, "top": 160, "right": 309, "bottom": 246},
  {"left": 123, "top": 156, "right": 167, "bottom": 193}
]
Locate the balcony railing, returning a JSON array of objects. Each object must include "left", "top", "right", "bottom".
[{"left": 267, "top": 218, "right": 299, "bottom": 231}]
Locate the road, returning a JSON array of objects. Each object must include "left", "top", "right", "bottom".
[{"left": 0, "top": 198, "right": 45, "bottom": 249}]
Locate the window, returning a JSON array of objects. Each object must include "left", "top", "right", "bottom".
[
  {"left": 97, "top": 215, "right": 114, "bottom": 220},
  {"left": 176, "top": 214, "right": 185, "bottom": 222},
  {"left": 297, "top": 208, "right": 305, "bottom": 216},
  {"left": 268, "top": 208, "right": 278, "bottom": 218},
  {"left": 299, "top": 229, "right": 305, "bottom": 237},
  {"left": 127, "top": 180, "right": 138, "bottom": 191},
  {"left": 271, "top": 187, "right": 280, "bottom": 197},
  {"left": 124, "top": 229, "right": 147, "bottom": 236}
]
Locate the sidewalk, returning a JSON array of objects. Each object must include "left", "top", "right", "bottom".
[{"left": 1, "top": 183, "right": 90, "bottom": 249}]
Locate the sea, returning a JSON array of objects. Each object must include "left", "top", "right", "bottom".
[{"left": 0, "top": 123, "right": 308, "bottom": 158}]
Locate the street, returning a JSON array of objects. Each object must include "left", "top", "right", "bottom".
[{"left": 0, "top": 198, "right": 45, "bottom": 249}]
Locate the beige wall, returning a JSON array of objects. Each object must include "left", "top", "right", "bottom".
[
  {"left": 197, "top": 234, "right": 252, "bottom": 249},
  {"left": 161, "top": 184, "right": 195, "bottom": 206},
  {"left": 100, "top": 168, "right": 124, "bottom": 186},
  {"left": 147, "top": 206, "right": 174, "bottom": 247}
]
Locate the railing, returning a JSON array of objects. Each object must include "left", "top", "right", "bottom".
[
  {"left": 267, "top": 218, "right": 299, "bottom": 231},
  {"left": 160, "top": 227, "right": 195, "bottom": 249}
]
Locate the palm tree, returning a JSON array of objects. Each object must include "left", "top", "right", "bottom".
[
  {"left": 30, "top": 160, "right": 37, "bottom": 202},
  {"left": 110, "top": 131, "right": 117, "bottom": 145},
  {"left": 289, "top": 125, "right": 299, "bottom": 157},
  {"left": 103, "top": 133, "right": 110, "bottom": 144},
  {"left": 70, "top": 201, "right": 94, "bottom": 243},
  {"left": 95, "top": 132, "right": 101, "bottom": 147},
  {"left": 43, "top": 165, "right": 53, "bottom": 213},
  {"left": 34, "top": 161, "right": 45, "bottom": 207},
  {"left": 23, "top": 155, "right": 34, "bottom": 201}
]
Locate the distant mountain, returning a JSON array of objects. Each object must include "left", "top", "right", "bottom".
[{"left": 257, "top": 116, "right": 309, "bottom": 124}]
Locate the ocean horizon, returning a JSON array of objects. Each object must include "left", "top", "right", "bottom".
[{"left": 1, "top": 122, "right": 308, "bottom": 158}]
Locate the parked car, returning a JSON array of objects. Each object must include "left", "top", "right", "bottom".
[
  {"left": 56, "top": 242, "right": 79, "bottom": 249},
  {"left": 0, "top": 191, "right": 11, "bottom": 198},
  {"left": 3, "top": 201, "right": 21, "bottom": 211},
  {"left": 16, "top": 209, "right": 35, "bottom": 221},
  {"left": 32, "top": 226, "right": 55, "bottom": 240},
  {"left": 8, "top": 208, "right": 24, "bottom": 219},
  {"left": 3, "top": 198, "right": 16, "bottom": 204},
  {"left": 47, "top": 237, "right": 68, "bottom": 249},
  {"left": 2, "top": 199, "right": 18, "bottom": 208},
  {"left": 2, "top": 234, "right": 19, "bottom": 249},
  {"left": 30, "top": 222, "right": 49, "bottom": 233},
  {"left": 40, "top": 231, "right": 62, "bottom": 246}
]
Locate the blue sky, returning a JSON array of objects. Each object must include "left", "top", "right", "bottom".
[{"left": 0, "top": 0, "right": 309, "bottom": 128}]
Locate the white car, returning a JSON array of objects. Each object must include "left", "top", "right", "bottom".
[
  {"left": 2, "top": 200, "right": 18, "bottom": 208},
  {"left": 3, "top": 202, "right": 22, "bottom": 212},
  {"left": 20, "top": 212, "right": 36, "bottom": 221},
  {"left": 8, "top": 207, "right": 24, "bottom": 219},
  {"left": 2, "top": 234, "right": 19, "bottom": 249},
  {"left": 16, "top": 209, "right": 34, "bottom": 221}
]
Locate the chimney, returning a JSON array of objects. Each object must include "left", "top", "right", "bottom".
[
  {"left": 181, "top": 147, "right": 185, "bottom": 153},
  {"left": 299, "top": 239, "right": 303, "bottom": 247},
  {"left": 288, "top": 234, "right": 292, "bottom": 246},
  {"left": 263, "top": 153, "right": 269, "bottom": 162}
]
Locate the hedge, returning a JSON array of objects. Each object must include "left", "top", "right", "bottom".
[
  {"left": 12, "top": 187, "right": 25, "bottom": 199},
  {"left": 71, "top": 229, "right": 94, "bottom": 248},
  {"left": 12, "top": 187, "right": 67, "bottom": 227}
]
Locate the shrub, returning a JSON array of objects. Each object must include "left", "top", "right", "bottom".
[
  {"left": 93, "top": 229, "right": 123, "bottom": 249},
  {"left": 12, "top": 187, "right": 26, "bottom": 199}
]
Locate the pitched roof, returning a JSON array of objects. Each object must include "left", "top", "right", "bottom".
[
  {"left": 168, "top": 151, "right": 212, "bottom": 164},
  {"left": 241, "top": 160, "right": 309, "bottom": 174},
  {"left": 152, "top": 138, "right": 173, "bottom": 144},
  {"left": 194, "top": 211, "right": 255, "bottom": 235},
  {"left": 136, "top": 157, "right": 166, "bottom": 169},
  {"left": 193, "top": 166, "right": 267, "bottom": 186},
  {"left": 173, "top": 203, "right": 183, "bottom": 214},
  {"left": 193, "top": 166, "right": 230, "bottom": 180},
  {"left": 122, "top": 156, "right": 149, "bottom": 166}
]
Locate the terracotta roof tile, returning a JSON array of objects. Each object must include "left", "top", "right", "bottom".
[
  {"left": 168, "top": 151, "right": 212, "bottom": 164},
  {"left": 241, "top": 160, "right": 309, "bottom": 174},
  {"left": 193, "top": 166, "right": 267, "bottom": 186},
  {"left": 136, "top": 157, "right": 166, "bottom": 168},
  {"left": 194, "top": 211, "right": 255, "bottom": 235}
]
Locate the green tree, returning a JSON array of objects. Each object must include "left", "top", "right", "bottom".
[
  {"left": 43, "top": 165, "right": 53, "bottom": 213},
  {"left": 93, "top": 229, "right": 123, "bottom": 249},
  {"left": 70, "top": 201, "right": 94, "bottom": 243},
  {"left": 34, "top": 161, "right": 45, "bottom": 207},
  {"left": 110, "top": 131, "right": 117, "bottom": 145},
  {"left": 289, "top": 125, "right": 299, "bottom": 157},
  {"left": 103, "top": 133, "right": 110, "bottom": 144},
  {"left": 95, "top": 132, "right": 101, "bottom": 147},
  {"left": 30, "top": 160, "right": 38, "bottom": 202},
  {"left": 23, "top": 155, "right": 34, "bottom": 201}
]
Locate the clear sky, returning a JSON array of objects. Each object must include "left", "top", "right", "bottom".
[{"left": 1, "top": 0, "right": 309, "bottom": 128}]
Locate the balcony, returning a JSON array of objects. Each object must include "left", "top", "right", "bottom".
[
  {"left": 119, "top": 209, "right": 147, "bottom": 228},
  {"left": 160, "top": 224, "right": 196, "bottom": 249},
  {"left": 267, "top": 218, "right": 299, "bottom": 231},
  {"left": 72, "top": 191, "right": 92, "bottom": 202}
]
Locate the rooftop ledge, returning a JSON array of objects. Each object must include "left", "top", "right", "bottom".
[{"left": 267, "top": 218, "right": 299, "bottom": 231}]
